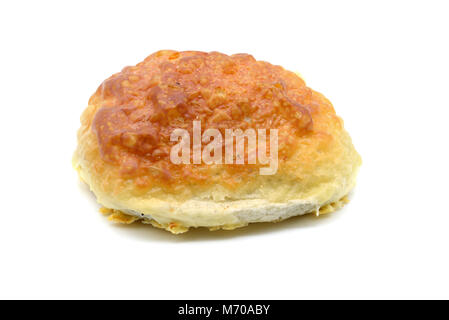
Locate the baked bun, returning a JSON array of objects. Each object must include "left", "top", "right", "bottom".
[{"left": 73, "top": 50, "right": 361, "bottom": 234}]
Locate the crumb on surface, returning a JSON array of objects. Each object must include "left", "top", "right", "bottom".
[{"left": 317, "top": 195, "right": 349, "bottom": 216}]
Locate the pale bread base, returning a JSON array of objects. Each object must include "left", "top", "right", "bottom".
[{"left": 99, "top": 194, "right": 351, "bottom": 234}]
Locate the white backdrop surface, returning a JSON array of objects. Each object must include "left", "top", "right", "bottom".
[{"left": 0, "top": 1, "right": 448, "bottom": 299}]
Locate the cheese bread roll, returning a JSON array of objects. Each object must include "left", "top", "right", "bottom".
[{"left": 73, "top": 50, "right": 361, "bottom": 234}]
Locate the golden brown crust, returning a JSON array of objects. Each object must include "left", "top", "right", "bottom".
[{"left": 89, "top": 51, "right": 335, "bottom": 192}]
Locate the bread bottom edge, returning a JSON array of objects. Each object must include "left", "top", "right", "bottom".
[{"left": 99, "top": 195, "right": 350, "bottom": 234}]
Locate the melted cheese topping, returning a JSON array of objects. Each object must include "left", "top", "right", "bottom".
[{"left": 90, "top": 51, "right": 316, "bottom": 190}]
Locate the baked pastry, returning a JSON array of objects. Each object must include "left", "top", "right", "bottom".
[{"left": 73, "top": 50, "right": 361, "bottom": 234}]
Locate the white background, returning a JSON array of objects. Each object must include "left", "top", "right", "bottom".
[{"left": 0, "top": 0, "right": 448, "bottom": 299}]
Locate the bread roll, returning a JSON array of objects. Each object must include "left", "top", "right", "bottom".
[{"left": 73, "top": 50, "right": 361, "bottom": 234}]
